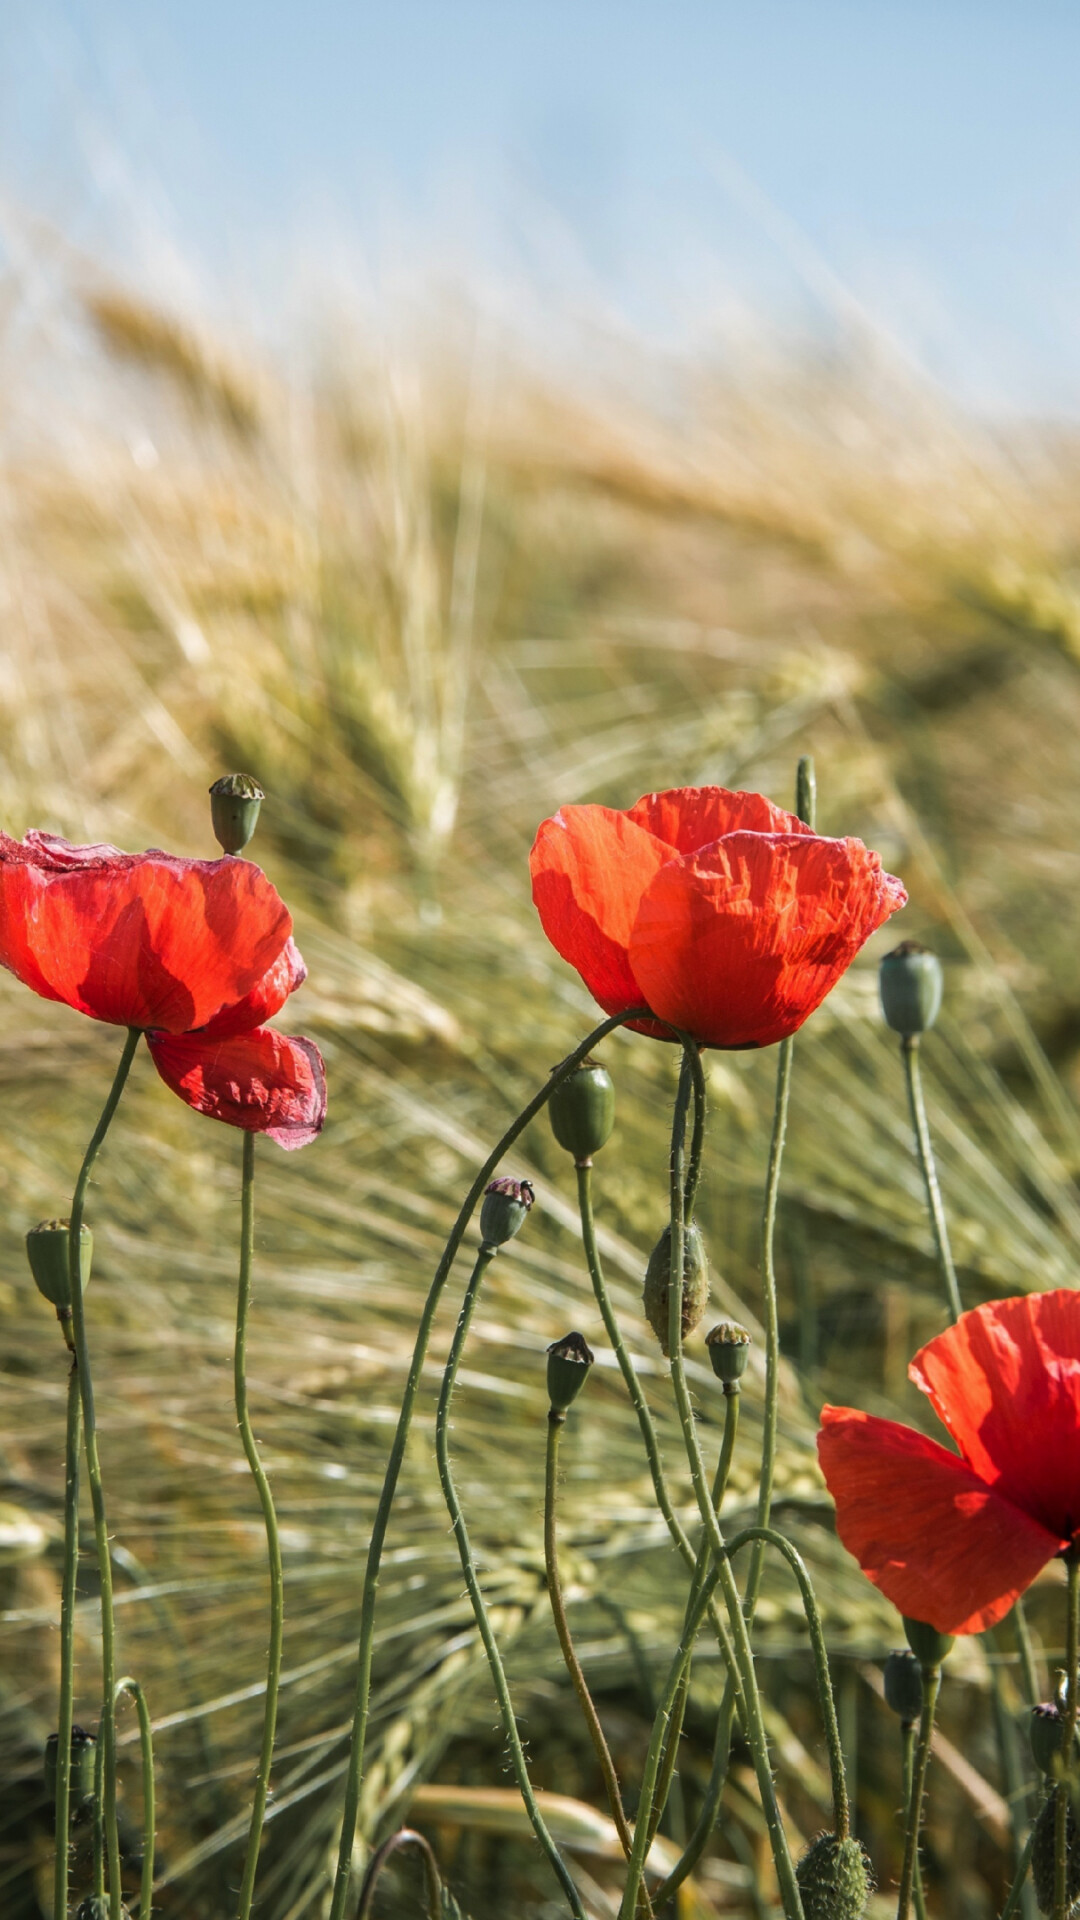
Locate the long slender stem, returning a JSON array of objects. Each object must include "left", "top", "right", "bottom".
[
  {"left": 652, "top": 1680, "right": 738, "bottom": 1906},
  {"left": 92, "top": 1724, "right": 106, "bottom": 1899},
  {"left": 67, "top": 1022, "right": 141, "bottom": 1920},
  {"left": 327, "top": 1009, "right": 642, "bottom": 1920},
  {"left": 901, "top": 1722, "right": 929, "bottom": 1920},
  {"left": 544, "top": 1411, "right": 636, "bottom": 1864},
  {"left": 1000, "top": 1830, "right": 1036, "bottom": 1920},
  {"left": 744, "top": 1033, "right": 794, "bottom": 1621},
  {"left": 901, "top": 1036, "right": 962, "bottom": 1324},
  {"left": 1054, "top": 1554, "right": 1080, "bottom": 1920},
  {"left": 53, "top": 1355, "right": 83, "bottom": 1920},
  {"left": 897, "top": 1663, "right": 942, "bottom": 1920},
  {"left": 355, "top": 1829, "right": 443, "bottom": 1920},
  {"left": 115, "top": 1677, "right": 155, "bottom": 1917},
  {"left": 234, "top": 1131, "right": 285, "bottom": 1920},
  {"left": 437, "top": 1247, "right": 587, "bottom": 1920}
]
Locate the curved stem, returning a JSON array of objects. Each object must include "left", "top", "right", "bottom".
[
  {"left": 437, "top": 1247, "right": 587, "bottom": 1920},
  {"left": 67, "top": 1022, "right": 141, "bottom": 1920},
  {"left": 327, "top": 1008, "right": 643, "bottom": 1920},
  {"left": 53, "top": 1354, "right": 83, "bottom": 1920},
  {"left": 544, "top": 1411, "right": 636, "bottom": 1864},
  {"left": 1054, "top": 1554, "right": 1080, "bottom": 1920},
  {"left": 234, "top": 1131, "right": 284, "bottom": 1920},
  {"left": 901, "top": 1036, "right": 962, "bottom": 1325},
  {"left": 652, "top": 1679, "right": 738, "bottom": 1907},
  {"left": 744, "top": 1034, "right": 794, "bottom": 1621},
  {"left": 115, "top": 1677, "right": 155, "bottom": 1917},
  {"left": 725, "top": 1526, "right": 848, "bottom": 1839},
  {"left": 896, "top": 1664, "right": 942, "bottom": 1920},
  {"left": 355, "top": 1828, "right": 442, "bottom": 1920}
]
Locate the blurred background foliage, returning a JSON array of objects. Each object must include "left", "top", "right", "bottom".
[{"left": 3, "top": 252, "right": 1080, "bottom": 1918}]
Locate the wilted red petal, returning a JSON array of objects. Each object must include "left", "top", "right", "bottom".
[
  {"left": 147, "top": 1028, "right": 327, "bottom": 1149},
  {"left": 0, "top": 835, "right": 291, "bottom": 1031},
  {"left": 911, "top": 1291, "right": 1080, "bottom": 1542},
  {"left": 626, "top": 786, "right": 814, "bottom": 853},
  {"left": 197, "top": 938, "right": 308, "bottom": 1039},
  {"left": 530, "top": 806, "right": 670, "bottom": 1030},
  {"left": 628, "top": 832, "right": 907, "bottom": 1048},
  {"left": 818, "top": 1405, "right": 1061, "bottom": 1634}
]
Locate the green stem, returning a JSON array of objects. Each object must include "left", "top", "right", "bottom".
[
  {"left": 744, "top": 1033, "right": 794, "bottom": 1621},
  {"left": 233, "top": 1131, "right": 284, "bottom": 1920},
  {"left": 897, "top": 1664, "right": 942, "bottom": 1920},
  {"left": 652, "top": 1680, "right": 738, "bottom": 1907},
  {"left": 1054, "top": 1555, "right": 1080, "bottom": 1920},
  {"left": 901, "top": 1036, "right": 962, "bottom": 1325},
  {"left": 901, "top": 1722, "right": 929, "bottom": 1920},
  {"left": 437, "top": 1247, "right": 586, "bottom": 1920},
  {"left": 53, "top": 1354, "right": 83, "bottom": 1920},
  {"left": 355, "top": 1828, "right": 443, "bottom": 1920},
  {"left": 115, "top": 1677, "right": 155, "bottom": 1917},
  {"left": 1000, "top": 1829, "right": 1036, "bottom": 1920},
  {"left": 544, "top": 1411, "right": 636, "bottom": 1865},
  {"left": 327, "top": 1009, "right": 642, "bottom": 1920},
  {"left": 93, "top": 1724, "right": 106, "bottom": 1899},
  {"left": 67, "top": 1022, "right": 141, "bottom": 1920}
]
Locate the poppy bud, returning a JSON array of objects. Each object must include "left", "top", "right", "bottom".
[
  {"left": 882, "top": 1649, "right": 924, "bottom": 1725},
  {"left": 643, "top": 1223, "right": 710, "bottom": 1355},
  {"left": 479, "top": 1177, "right": 535, "bottom": 1250},
  {"left": 705, "top": 1321, "right": 751, "bottom": 1390},
  {"left": 1032, "top": 1790, "right": 1080, "bottom": 1915},
  {"left": 546, "top": 1331, "right": 594, "bottom": 1413},
  {"left": 548, "top": 1059, "right": 615, "bottom": 1163},
  {"left": 902, "top": 1615, "right": 954, "bottom": 1670},
  {"left": 795, "top": 1832, "right": 874, "bottom": 1920},
  {"left": 209, "top": 772, "right": 264, "bottom": 855},
  {"left": 44, "top": 1724, "right": 97, "bottom": 1806},
  {"left": 26, "top": 1219, "right": 92, "bottom": 1313},
  {"left": 879, "top": 942, "right": 943, "bottom": 1039}
]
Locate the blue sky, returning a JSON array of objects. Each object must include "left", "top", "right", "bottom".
[{"left": 4, "top": 2, "right": 1080, "bottom": 413}]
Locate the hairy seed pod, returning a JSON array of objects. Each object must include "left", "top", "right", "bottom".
[
  {"left": 548, "top": 1059, "right": 615, "bottom": 1162},
  {"left": 1031, "top": 1790, "right": 1080, "bottom": 1915},
  {"left": 643, "top": 1223, "right": 709, "bottom": 1355},
  {"left": 795, "top": 1832, "right": 874, "bottom": 1920}
]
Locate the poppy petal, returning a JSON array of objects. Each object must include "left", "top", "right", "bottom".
[
  {"left": 195, "top": 938, "right": 308, "bottom": 1039},
  {"left": 628, "top": 831, "right": 907, "bottom": 1048},
  {"left": 147, "top": 1028, "right": 327, "bottom": 1149},
  {"left": 530, "top": 807, "right": 671, "bottom": 1029},
  {"left": 818, "top": 1405, "right": 1061, "bottom": 1634},
  {"left": 911, "top": 1291, "right": 1080, "bottom": 1542},
  {"left": 0, "top": 836, "right": 292, "bottom": 1032},
  {"left": 626, "top": 786, "right": 814, "bottom": 853}
]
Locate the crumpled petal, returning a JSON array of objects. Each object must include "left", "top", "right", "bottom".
[
  {"left": 628, "top": 831, "right": 907, "bottom": 1048},
  {"left": 911, "top": 1291, "right": 1080, "bottom": 1542},
  {"left": 196, "top": 938, "right": 308, "bottom": 1039},
  {"left": 626, "top": 786, "right": 814, "bottom": 853},
  {"left": 146, "top": 1027, "right": 327, "bottom": 1149},
  {"left": 0, "top": 833, "right": 292, "bottom": 1032},
  {"left": 530, "top": 805, "right": 671, "bottom": 1035},
  {"left": 818, "top": 1404, "right": 1061, "bottom": 1635}
]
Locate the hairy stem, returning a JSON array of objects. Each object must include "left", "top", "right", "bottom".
[
  {"left": 743, "top": 1034, "right": 794, "bottom": 1620},
  {"left": 355, "top": 1829, "right": 443, "bottom": 1920},
  {"left": 115, "top": 1677, "right": 155, "bottom": 1917},
  {"left": 897, "top": 1664, "right": 942, "bottom": 1920},
  {"left": 1054, "top": 1554, "right": 1080, "bottom": 1920},
  {"left": 53, "top": 1355, "right": 83, "bottom": 1920}
]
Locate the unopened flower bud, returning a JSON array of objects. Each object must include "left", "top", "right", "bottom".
[
  {"left": 882, "top": 1649, "right": 923, "bottom": 1725},
  {"left": 879, "top": 942, "right": 943, "bottom": 1039},
  {"left": 902, "top": 1615, "right": 954, "bottom": 1669},
  {"left": 45, "top": 1724, "right": 97, "bottom": 1806},
  {"left": 643, "top": 1223, "right": 710, "bottom": 1355},
  {"left": 209, "top": 772, "right": 264, "bottom": 855},
  {"left": 546, "top": 1332, "right": 594, "bottom": 1413},
  {"left": 26, "top": 1219, "right": 92, "bottom": 1313},
  {"left": 1032, "top": 1790, "right": 1080, "bottom": 1914},
  {"left": 795, "top": 1832, "right": 874, "bottom": 1920},
  {"left": 479, "top": 1177, "right": 535, "bottom": 1250},
  {"left": 705, "top": 1321, "right": 751, "bottom": 1389},
  {"left": 548, "top": 1060, "right": 615, "bottom": 1163}
]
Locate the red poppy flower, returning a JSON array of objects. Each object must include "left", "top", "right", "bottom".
[
  {"left": 0, "top": 832, "right": 326, "bottom": 1149},
  {"left": 818, "top": 1291, "right": 1080, "bottom": 1635},
  {"left": 530, "top": 787, "right": 907, "bottom": 1046}
]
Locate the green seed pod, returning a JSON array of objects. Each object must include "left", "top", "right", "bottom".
[
  {"left": 902, "top": 1615, "right": 954, "bottom": 1670},
  {"left": 705, "top": 1321, "right": 751, "bottom": 1388},
  {"left": 548, "top": 1059, "right": 615, "bottom": 1163},
  {"left": 643, "top": 1223, "right": 710, "bottom": 1356},
  {"left": 795, "top": 1832, "right": 874, "bottom": 1920},
  {"left": 879, "top": 942, "right": 943, "bottom": 1039},
  {"left": 546, "top": 1331, "right": 594, "bottom": 1413},
  {"left": 479, "top": 1177, "right": 535, "bottom": 1250},
  {"left": 209, "top": 772, "right": 264, "bottom": 855},
  {"left": 44, "top": 1724, "right": 97, "bottom": 1806},
  {"left": 882, "top": 1649, "right": 923, "bottom": 1725},
  {"left": 1031, "top": 1790, "right": 1080, "bottom": 1915},
  {"left": 26, "top": 1219, "right": 92, "bottom": 1312}
]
